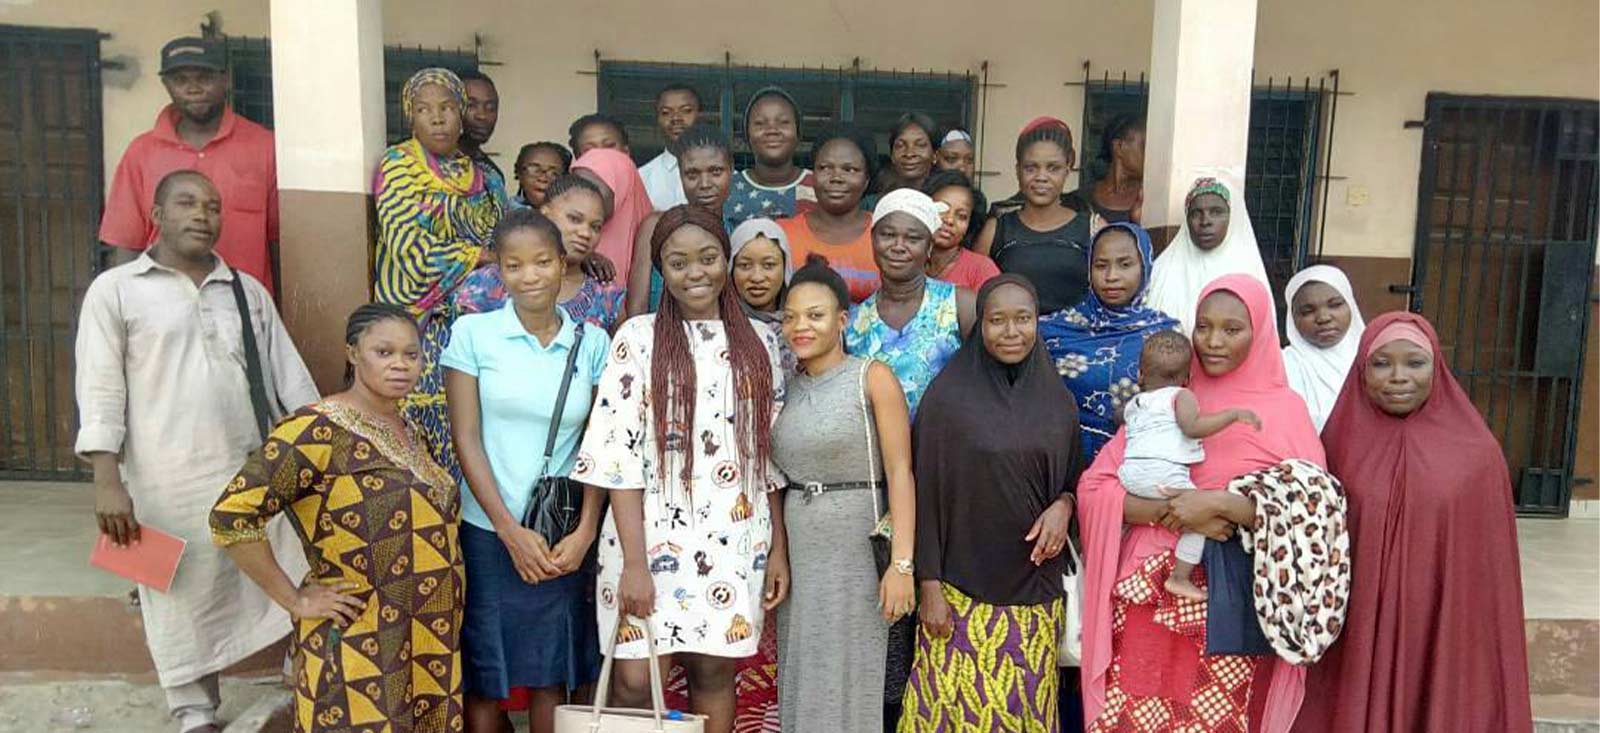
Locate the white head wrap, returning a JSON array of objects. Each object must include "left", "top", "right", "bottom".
[
  {"left": 1281, "top": 265, "right": 1367, "bottom": 433},
  {"left": 729, "top": 217, "right": 792, "bottom": 280},
  {"left": 940, "top": 129, "right": 973, "bottom": 147},
  {"left": 871, "top": 188, "right": 947, "bottom": 236},
  {"left": 1144, "top": 171, "right": 1273, "bottom": 334}
]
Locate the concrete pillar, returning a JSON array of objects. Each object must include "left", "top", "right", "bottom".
[
  {"left": 270, "top": 0, "right": 386, "bottom": 392},
  {"left": 1142, "top": 0, "right": 1258, "bottom": 232}
]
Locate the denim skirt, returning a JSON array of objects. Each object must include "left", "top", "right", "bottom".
[{"left": 460, "top": 522, "right": 601, "bottom": 697}]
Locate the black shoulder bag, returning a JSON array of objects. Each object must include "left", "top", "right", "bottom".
[
  {"left": 522, "top": 322, "right": 586, "bottom": 545},
  {"left": 228, "top": 268, "right": 274, "bottom": 442}
]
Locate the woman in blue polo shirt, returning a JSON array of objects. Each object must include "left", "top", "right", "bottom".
[{"left": 442, "top": 207, "right": 612, "bottom": 733}]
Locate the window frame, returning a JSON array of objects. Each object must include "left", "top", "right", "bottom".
[{"left": 596, "top": 60, "right": 978, "bottom": 173}]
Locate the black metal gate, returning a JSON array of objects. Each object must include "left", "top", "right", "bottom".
[
  {"left": 1408, "top": 93, "right": 1598, "bottom": 515},
  {"left": 0, "top": 25, "right": 104, "bottom": 480}
]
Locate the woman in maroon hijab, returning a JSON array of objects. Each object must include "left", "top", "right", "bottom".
[{"left": 1295, "top": 312, "right": 1532, "bottom": 733}]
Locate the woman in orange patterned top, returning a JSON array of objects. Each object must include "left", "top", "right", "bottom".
[
  {"left": 779, "top": 126, "right": 880, "bottom": 303},
  {"left": 212, "top": 303, "right": 465, "bottom": 733}
]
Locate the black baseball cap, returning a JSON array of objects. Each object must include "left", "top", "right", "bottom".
[{"left": 159, "top": 37, "right": 225, "bottom": 75}]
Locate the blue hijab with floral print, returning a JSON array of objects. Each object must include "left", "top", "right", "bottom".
[{"left": 1038, "top": 221, "right": 1179, "bottom": 462}]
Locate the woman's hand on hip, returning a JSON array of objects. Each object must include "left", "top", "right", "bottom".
[
  {"left": 291, "top": 580, "right": 366, "bottom": 628},
  {"left": 1026, "top": 497, "right": 1074, "bottom": 566}
]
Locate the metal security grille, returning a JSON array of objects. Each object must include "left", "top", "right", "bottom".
[
  {"left": 224, "top": 36, "right": 273, "bottom": 128},
  {"left": 0, "top": 25, "right": 104, "bottom": 480},
  {"left": 222, "top": 38, "right": 479, "bottom": 143},
  {"left": 596, "top": 59, "right": 976, "bottom": 172},
  {"left": 1407, "top": 94, "right": 1598, "bottom": 515},
  {"left": 1080, "top": 71, "right": 1339, "bottom": 302}
]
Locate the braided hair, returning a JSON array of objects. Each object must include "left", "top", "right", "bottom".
[
  {"left": 669, "top": 122, "right": 732, "bottom": 162},
  {"left": 543, "top": 173, "right": 601, "bottom": 205},
  {"left": 342, "top": 302, "right": 418, "bottom": 387},
  {"left": 517, "top": 141, "right": 573, "bottom": 173},
  {"left": 648, "top": 205, "right": 776, "bottom": 498}
]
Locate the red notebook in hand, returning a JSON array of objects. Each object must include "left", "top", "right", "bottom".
[{"left": 89, "top": 525, "right": 187, "bottom": 593}]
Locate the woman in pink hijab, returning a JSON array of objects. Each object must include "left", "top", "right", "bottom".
[
  {"left": 1078, "top": 274, "right": 1327, "bottom": 733},
  {"left": 573, "top": 147, "right": 655, "bottom": 288}
]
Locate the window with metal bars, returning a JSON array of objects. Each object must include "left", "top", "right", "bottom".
[
  {"left": 596, "top": 60, "right": 976, "bottom": 172},
  {"left": 1082, "top": 75, "right": 1336, "bottom": 301},
  {"left": 222, "top": 37, "right": 479, "bottom": 143}
]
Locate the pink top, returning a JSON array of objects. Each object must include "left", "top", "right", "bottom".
[
  {"left": 574, "top": 148, "right": 654, "bottom": 287},
  {"left": 932, "top": 248, "right": 1000, "bottom": 292},
  {"left": 100, "top": 106, "right": 279, "bottom": 296},
  {"left": 1078, "top": 274, "right": 1324, "bottom": 732}
]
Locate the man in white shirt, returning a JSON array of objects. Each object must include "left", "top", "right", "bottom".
[
  {"left": 76, "top": 169, "right": 317, "bottom": 733},
  {"left": 637, "top": 83, "right": 702, "bottom": 211}
]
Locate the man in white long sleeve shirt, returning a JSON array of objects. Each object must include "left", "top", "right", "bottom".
[
  {"left": 637, "top": 83, "right": 703, "bottom": 211},
  {"left": 75, "top": 169, "right": 319, "bottom": 733}
]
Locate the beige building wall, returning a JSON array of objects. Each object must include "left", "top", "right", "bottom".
[{"left": 2, "top": 0, "right": 1596, "bottom": 262}]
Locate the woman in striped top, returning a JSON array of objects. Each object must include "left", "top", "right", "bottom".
[{"left": 372, "top": 67, "right": 507, "bottom": 477}]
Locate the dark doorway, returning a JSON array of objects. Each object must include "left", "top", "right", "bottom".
[
  {"left": 0, "top": 25, "right": 104, "bottom": 480},
  {"left": 1408, "top": 93, "right": 1598, "bottom": 515}
]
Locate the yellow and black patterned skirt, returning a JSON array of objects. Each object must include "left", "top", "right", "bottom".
[{"left": 898, "top": 583, "right": 1063, "bottom": 733}]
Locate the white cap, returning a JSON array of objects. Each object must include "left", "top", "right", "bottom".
[{"left": 871, "top": 188, "right": 947, "bottom": 236}]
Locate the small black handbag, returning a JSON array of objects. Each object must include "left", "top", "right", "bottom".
[{"left": 522, "top": 322, "right": 586, "bottom": 545}]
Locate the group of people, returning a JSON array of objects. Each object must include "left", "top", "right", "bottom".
[{"left": 78, "top": 36, "right": 1534, "bottom": 733}]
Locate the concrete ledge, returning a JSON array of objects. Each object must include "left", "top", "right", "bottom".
[{"left": 0, "top": 594, "right": 288, "bottom": 675}]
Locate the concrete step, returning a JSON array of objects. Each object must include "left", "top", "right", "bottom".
[{"left": 1537, "top": 693, "right": 1600, "bottom": 732}]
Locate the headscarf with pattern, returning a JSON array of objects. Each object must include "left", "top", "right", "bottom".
[
  {"left": 1039, "top": 222, "right": 1179, "bottom": 462},
  {"left": 401, "top": 67, "right": 466, "bottom": 120},
  {"left": 1145, "top": 174, "right": 1272, "bottom": 333}
]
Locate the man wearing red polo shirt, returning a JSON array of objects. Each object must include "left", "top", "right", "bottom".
[{"left": 100, "top": 36, "right": 280, "bottom": 298}]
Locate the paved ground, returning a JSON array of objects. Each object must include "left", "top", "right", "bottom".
[
  {"left": 0, "top": 673, "right": 538, "bottom": 733},
  {"left": 0, "top": 673, "right": 281, "bottom": 733},
  {"left": 1, "top": 481, "right": 1594, "bottom": 731}
]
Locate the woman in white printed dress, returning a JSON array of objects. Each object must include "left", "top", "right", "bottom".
[{"left": 572, "top": 204, "right": 789, "bottom": 733}]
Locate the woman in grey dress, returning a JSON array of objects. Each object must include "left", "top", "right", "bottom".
[{"left": 772, "top": 255, "right": 918, "bottom": 733}]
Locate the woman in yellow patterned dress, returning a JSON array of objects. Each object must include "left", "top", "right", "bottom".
[
  {"left": 372, "top": 67, "right": 506, "bottom": 478},
  {"left": 212, "top": 303, "right": 465, "bottom": 733}
]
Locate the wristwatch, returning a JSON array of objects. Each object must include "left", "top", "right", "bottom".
[{"left": 893, "top": 558, "right": 915, "bottom": 576}]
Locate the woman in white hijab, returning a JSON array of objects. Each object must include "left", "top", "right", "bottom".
[
  {"left": 1282, "top": 264, "right": 1367, "bottom": 432},
  {"left": 729, "top": 217, "right": 793, "bottom": 325},
  {"left": 1144, "top": 175, "right": 1272, "bottom": 332}
]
